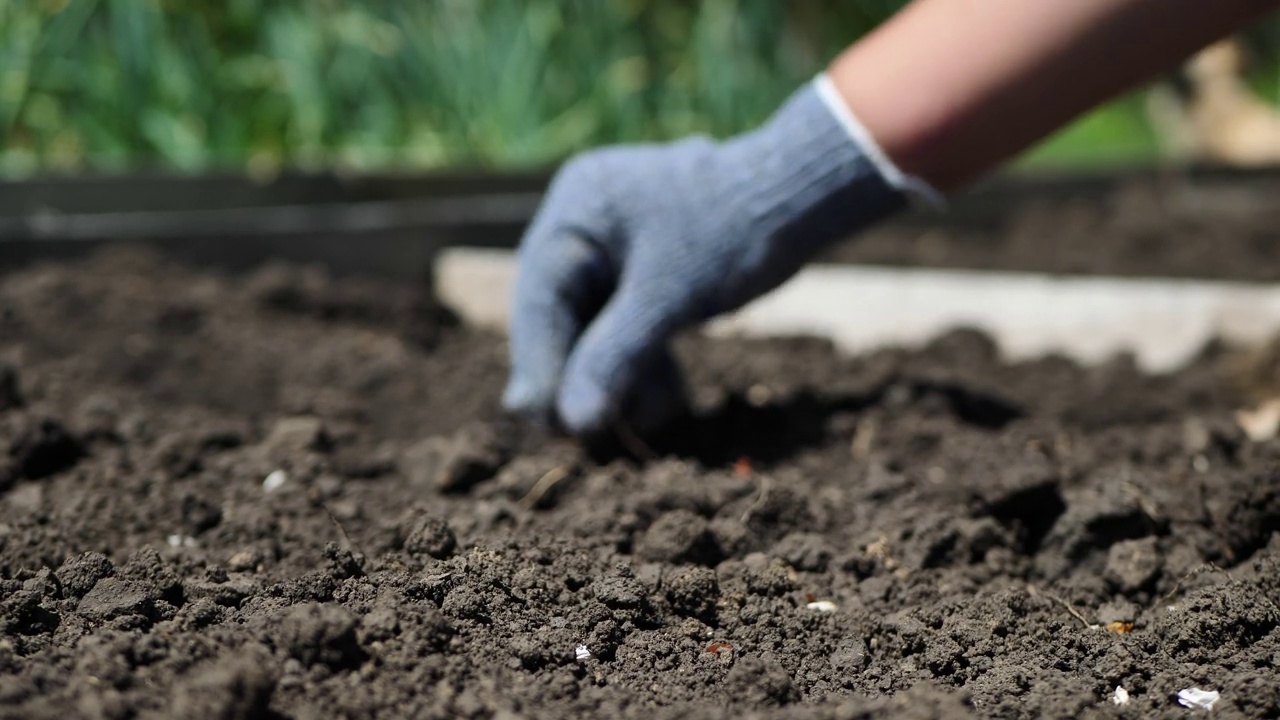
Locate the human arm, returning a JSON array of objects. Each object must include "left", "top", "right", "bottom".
[{"left": 832, "top": 0, "right": 1280, "bottom": 190}]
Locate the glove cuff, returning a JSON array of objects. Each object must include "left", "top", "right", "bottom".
[
  {"left": 722, "top": 76, "right": 941, "bottom": 256},
  {"left": 811, "top": 74, "right": 946, "bottom": 210}
]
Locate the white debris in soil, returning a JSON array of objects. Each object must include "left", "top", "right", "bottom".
[
  {"left": 1236, "top": 398, "right": 1280, "bottom": 442},
  {"left": 228, "top": 550, "right": 258, "bottom": 571},
  {"left": 1177, "top": 687, "right": 1220, "bottom": 711},
  {"left": 806, "top": 600, "right": 838, "bottom": 613},
  {"left": 263, "top": 469, "right": 288, "bottom": 492},
  {"left": 1111, "top": 686, "right": 1130, "bottom": 706},
  {"left": 166, "top": 534, "right": 198, "bottom": 549},
  {"left": 574, "top": 644, "right": 592, "bottom": 662},
  {"left": 746, "top": 384, "right": 773, "bottom": 407}
]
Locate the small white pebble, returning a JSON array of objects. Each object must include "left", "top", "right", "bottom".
[
  {"left": 166, "top": 534, "right": 182, "bottom": 547},
  {"left": 228, "top": 550, "right": 257, "bottom": 571},
  {"left": 575, "top": 644, "right": 591, "bottom": 662},
  {"left": 263, "top": 469, "right": 288, "bottom": 492},
  {"left": 806, "top": 600, "right": 838, "bottom": 613},
  {"left": 1111, "top": 686, "right": 1130, "bottom": 706},
  {"left": 1177, "top": 688, "right": 1220, "bottom": 711},
  {"left": 746, "top": 384, "right": 772, "bottom": 407},
  {"left": 1192, "top": 454, "right": 1210, "bottom": 473}
]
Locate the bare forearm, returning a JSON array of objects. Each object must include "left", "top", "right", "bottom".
[{"left": 830, "top": 0, "right": 1279, "bottom": 190}]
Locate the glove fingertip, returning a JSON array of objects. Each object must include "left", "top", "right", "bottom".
[
  {"left": 556, "top": 378, "right": 612, "bottom": 437},
  {"left": 502, "top": 375, "right": 556, "bottom": 425}
]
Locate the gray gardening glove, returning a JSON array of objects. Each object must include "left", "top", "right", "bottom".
[{"left": 504, "top": 75, "right": 939, "bottom": 436}]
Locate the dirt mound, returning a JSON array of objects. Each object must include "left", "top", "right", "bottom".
[{"left": 1, "top": 249, "right": 1279, "bottom": 719}]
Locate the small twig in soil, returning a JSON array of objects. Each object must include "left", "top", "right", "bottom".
[
  {"left": 1119, "top": 479, "right": 1162, "bottom": 526},
  {"left": 609, "top": 416, "right": 657, "bottom": 461},
  {"left": 740, "top": 475, "right": 773, "bottom": 524},
  {"left": 320, "top": 501, "right": 368, "bottom": 568},
  {"left": 1156, "top": 562, "right": 1233, "bottom": 608},
  {"left": 1028, "top": 585, "right": 1094, "bottom": 629},
  {"left": 851, "top": 418, "right": 877, "bottom": 459},
  {"left": 520, "top": 464, "right": 572, "bottom": 510}
]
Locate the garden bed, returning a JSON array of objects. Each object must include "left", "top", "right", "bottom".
[
  {"left": 0, "top": 240, "right": 1278, "bottom": 719},
  {"left": 6, "top": 166, "right": 1280, "bottom": 280}
]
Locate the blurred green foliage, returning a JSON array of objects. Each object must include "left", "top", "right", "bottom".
[
  {"left": 1, "top": 0, "right": 908, "bottom": 175},
  {"left": 1, "top": 1, "right": 1273, "bottom": 177}
]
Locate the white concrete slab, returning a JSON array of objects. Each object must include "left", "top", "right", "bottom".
[{"left": 436, "top": 247, "right": 1280, "bottom": 372}]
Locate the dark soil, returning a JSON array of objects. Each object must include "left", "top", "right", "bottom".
[
  {"left": 827, "top": 173, "right": 1280, "bottom": 281},
  {"left": 2, "top": 248, "right": 1280, "bottom": 719}
]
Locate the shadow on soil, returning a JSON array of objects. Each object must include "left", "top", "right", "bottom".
[{"left": 589, "top": 377, "right": 1025, "bottom": 469}]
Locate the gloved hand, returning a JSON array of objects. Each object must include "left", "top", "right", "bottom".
[{"left": 503, "top": 75, "right": 937, "bottom": 436}]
